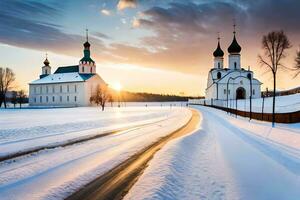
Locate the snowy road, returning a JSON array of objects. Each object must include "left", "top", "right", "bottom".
[
  {"left": 125, "top": 106, "right": 300, "bottom": 200},
  {"left": 0, "top": 107, "right": 191, "bottom": 200}
]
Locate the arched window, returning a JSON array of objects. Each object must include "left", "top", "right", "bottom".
[
  {"left": 90, "top": 67, "right": 92, "bottom": 73},
  {"left": 45, "top": 69, "right": 48, "bottom": 74},
  {"left": 82, "top": 66, "right": 85, "bottom": 72},
  {"left": 217, "top": 72, "right": 221, "bottom": 79},
  {"left": 234, "top": 62, "right": 237, "bottom": 69},
  {"left": 247, "top": 73, "right": 252, "bottom": 80},
  {"left": 218, "top": 63, "right": 220, "bottom": 69}
]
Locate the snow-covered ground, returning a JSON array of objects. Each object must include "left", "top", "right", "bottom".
[
  {"left": 125, "top": 106, "right": 300, "bottom": 200},
  {"left": 0, "top": 106, "right": 186, "bottom": 158},
  {"left": 0, "top": 106, "right": 191, "bottom": 200},
  {"left": 189, "top": 93, "right": 300, "bottom": 113}
]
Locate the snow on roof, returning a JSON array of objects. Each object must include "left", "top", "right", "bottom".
[{"left": 30, "top": 72, "right": 95, "bottom": 85}]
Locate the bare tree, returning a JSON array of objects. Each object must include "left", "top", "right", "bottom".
[
  {"left": 17, "top": 90, "right": 27, "bottom": 109},
  {"left": 293, "top": 49, "right": 300, "bottom": 78},
  {"left": 11, "top": 91, "right": 17, "bottom": 108},
  {"left": 90, "top": 84, "right": 110, "bottom": 111},
  {"left": 0, "top": 67, "right": 16, "bottom": 108},
  {"left": 258, "top": 30, "right": 291, "bottom": 127}
]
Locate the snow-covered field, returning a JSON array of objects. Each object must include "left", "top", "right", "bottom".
[
  {"left": 0, "top": 106, "right": 192, "bottom": 200},
  {"left": 0, "top": 105, "right": 186, "bottom": 158},
  {"left": 125, "top": 106, "right": 300, "bottom": 200},
  {"left": 189, "top": 93, "right": 300, "bottom": 113}
]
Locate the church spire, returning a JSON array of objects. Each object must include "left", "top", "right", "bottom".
[
  {"left": 228, "top": 21, "right": 241, "bottom": 54},
  {"left": 80, "top": 29, "right": 95, "bottom": 64},
  {"left": 43, "top": 53, "right": 50, "bottom": 66},
  {"left": 213, "top": 32, "right": 224, "bottom": 57},
  {"left": 84, "top": 29, "right": 91, "bottom": 49}
]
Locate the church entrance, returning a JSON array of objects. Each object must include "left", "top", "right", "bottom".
[{"left": 236, "top": 87, "right": 246, "bottom": 99}]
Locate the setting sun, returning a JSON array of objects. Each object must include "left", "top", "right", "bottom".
[{"left": 112, "top": 82, "right": 122, "bottom": 91}]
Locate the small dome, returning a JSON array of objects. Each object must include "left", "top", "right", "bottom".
[
  {"left": 213, "top": 41, "right": 224, "bottom": 57},
  {"left": 228, "top": 35, "right": 241, "bottom": 54},
  {"left": 44, "top": 58, "right": 50, "bottom": 66},
  {"left": 84, "top": 41, "right": 90, "bottom": 48}
]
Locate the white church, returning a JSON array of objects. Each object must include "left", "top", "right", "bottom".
[
  {"left": 29, "top": 32, "right": 106, "bottom": 107},
  {"left": 205, "top": 28, "right": 262, "bottom": 100}
]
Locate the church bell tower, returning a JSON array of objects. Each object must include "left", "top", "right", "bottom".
[
  {"left": 79, "top": 29, "right": 96, "bottom": 74},
  {"left": 40, "top": 54, "right": 51, "bottom": 79}
]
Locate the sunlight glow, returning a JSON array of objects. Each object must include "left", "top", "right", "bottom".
[{"left": 113, "top": 82, "right": 122, "bottom": 91}]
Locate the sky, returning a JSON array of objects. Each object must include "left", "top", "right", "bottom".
[{"left": 0, "top": 0, "right": 299, "bottom": 96}]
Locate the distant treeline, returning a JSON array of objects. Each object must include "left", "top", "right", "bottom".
[{"left": 110, "top": 90, "right": 203, "bottom": 102}]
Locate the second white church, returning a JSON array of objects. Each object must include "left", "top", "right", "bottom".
[{"left": 205, "top": 28, "right": 262, "bottom": 100}]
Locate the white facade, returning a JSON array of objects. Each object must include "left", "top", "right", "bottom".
[
  {"left": 205, "top": 32, "right": 262, "bottom": 100},
  {"left": 29, "top": 74, "right": 105, "bottom": 107},
  {"left": 29, "top": 36, "right": 106, "bottom": 107}
]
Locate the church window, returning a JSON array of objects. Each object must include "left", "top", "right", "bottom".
[
  {"left": 67, "top": 96, "right": 69, "bottom": 102},
  {"left": 74, "top": 96, "right": 77, "bottom": 102},
  {"left": 217, "top": 72, "right": 221, "bottom": 79},
  {"left": 60, "top": 96, "right": 62, "bottom": 102},
  {"left": 52, "top": 96, "right": 55, "bottom": 102},
  {"left": 224, "top": 89, "right": 226, "bottom": 94},
  {"left": 40, "top": 96, "right": 42, "bottom": 103},
  {"left": 60, "top": 85, "right": 63, "bottom": 93},
  {"left": 75, "top": 85, "right": 77, "bottom": 93},
  {"left": 45, "top": 69, "right": 48, "bottom": 74},
  {"left": 234, "top": 62, "right": 237, "bottom": 69},
  {"left": 82, "top": 66, "right": 85, "bottom": 72},
  {"left": 218, "top": 63, "right": 220, "bottom": 69},
  {"left": 90, "top": 67, "right": 92, "bottom": 73},
  {"left": 247, "top": 73, "right": 252, "bottom": 80}
]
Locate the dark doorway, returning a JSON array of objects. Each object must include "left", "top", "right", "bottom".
[{"left": 236, "top": 87, "right": 246, "bottom": 99}]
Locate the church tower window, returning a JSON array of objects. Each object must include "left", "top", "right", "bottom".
[
  {"left": 90, "top": 67, "right": 92, "bottom": 73},
  {"left": 218, "top": 63, "right": 220, "bottom": 69},
  {"left": 82, "top": 66, "right": 85, "bottom": 72},
  {"left": 247, "top": 73, "right": 252, "bottom": 80},
  {"left": 217, "top": 72, "right": 221, "bottom": 79},
  {"left": 234, "top": 62, "right": 237, "bottom": 69}
]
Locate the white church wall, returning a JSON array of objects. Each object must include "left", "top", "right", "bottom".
[
  {"left": 29, "top": 82, "right": 86, "bottom": 107},
  {"left": 228, "top": 54, "right": 241, "bottom": 70}
]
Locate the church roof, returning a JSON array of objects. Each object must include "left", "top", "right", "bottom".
[
  {"left": 80, "top": 57, "right": 95, "bottom": 63},
  {"left": 228, "top": 35, "right": 241, "bottom": 54},
  {"left": 30, "top": 72, "right": 96, "bottom": 85},
  {"left": 54, "top": 65, "right": 79, "bottom": 74},
  {"left": 213, "top": 41, "right": 224, "bottom": 57}
]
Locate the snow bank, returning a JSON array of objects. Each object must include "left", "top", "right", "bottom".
[
  {"left": 0, "top": 106, "right": 178, "bottom": 157},
  {"left": 125, "top": 106, "right": 300, "bottom": 200},
  {"left": 189, "top": 93, "right": 300, "bottom": 113},
  {"left": 0, "top": 107, "right": 192, "bottom": 200}
]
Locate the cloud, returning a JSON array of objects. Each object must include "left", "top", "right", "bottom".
[
  {"left": 1, "top": 0, "right": 300, "bottom": 77},
  {"left": 117, "top": 0, "right": 137, "bottom": 10},
  {"left": 0, "top": 0, "right": 105, "bottom": 58},
  {"left": 101, "top": 9, "right": 111, "bottom": 16},
  {"left": 92, "top": 32, "right": 112, "bottom": 40}
]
